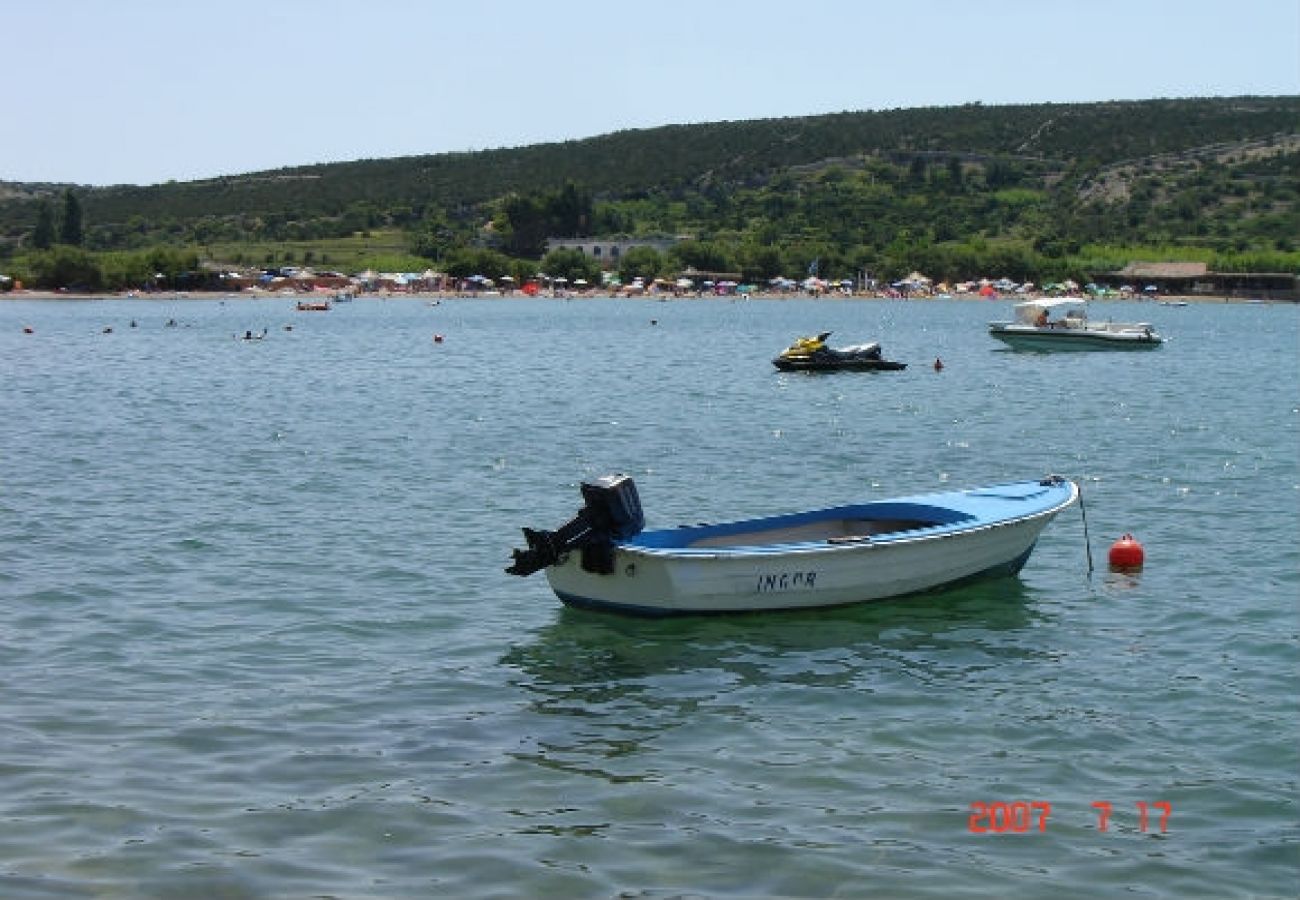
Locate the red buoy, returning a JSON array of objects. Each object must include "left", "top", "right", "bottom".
[
  {"left": 1108, "top": 533, "right": 1145, "bottom": 568},
  {"left": 933, "top": 357, "right": 944, "bottom": 371}
]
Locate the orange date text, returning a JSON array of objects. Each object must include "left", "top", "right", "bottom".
[{"left": 968, "top": 801, "right": 1171, "bottom": 834}]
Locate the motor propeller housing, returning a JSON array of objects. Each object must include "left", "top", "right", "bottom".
[{"left": 506, "top": 475, "right": 644, "bottom": 577}]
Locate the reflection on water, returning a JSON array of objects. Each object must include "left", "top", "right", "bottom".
[
  {"left": 1102, "top": 566, "right": 1145, "bottom": 592},
  {"left": 500, "top": 580, "right": 1050, "bottom": 783},
  {"left": 504, "top": 579, "right": 1041, "bottom": 687}
]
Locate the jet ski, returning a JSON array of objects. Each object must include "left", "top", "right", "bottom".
[{"left": 773, "top": 331, "right": 907, "bottom": 372}]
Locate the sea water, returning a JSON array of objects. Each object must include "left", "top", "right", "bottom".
[{"left": 1, "top": 296, "right": 1296, "bottom": 898}]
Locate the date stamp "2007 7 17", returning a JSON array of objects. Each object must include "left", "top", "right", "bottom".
[{"left": 968, "top": 801, "right": 1172, "bottom": 834}]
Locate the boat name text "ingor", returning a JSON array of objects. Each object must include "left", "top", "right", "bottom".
[{"left": 755, "top": 571, "right": 817, "bottom": 593}]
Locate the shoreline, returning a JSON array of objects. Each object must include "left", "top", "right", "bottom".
[{"left": 0, "top": 289, "right": 1281, "bottom": 304}]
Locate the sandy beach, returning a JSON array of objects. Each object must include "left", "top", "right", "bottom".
[{"left": 0, "top": 289, "right": 1268, "bottom": 304}]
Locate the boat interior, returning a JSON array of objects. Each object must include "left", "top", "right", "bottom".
[
  {"left": 686, "top": 516, "right": 939, "bottom": 548},
  {"left": 648, "top": 501, "right": 981, "bottom": 550}
]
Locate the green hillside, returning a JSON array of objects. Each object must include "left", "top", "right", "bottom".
[{"left": 2, "top": 96, "right": 1297, "bottom": 288}]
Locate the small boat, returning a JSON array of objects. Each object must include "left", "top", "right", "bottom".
[
  {"left": 507, "top": 474, "right": 1078, "bottom": 616},
  {"left": 773, "top": 331, "right": 907, "bottom": 371},
  {"left": 296, "top": 300, "right": 331, "bottom": 312},
  {"left": 989, "top": 299, "right": 1162, "bottom": 350}
]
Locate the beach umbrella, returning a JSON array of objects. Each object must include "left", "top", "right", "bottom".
[{"left": 1144, "top": 284, "right": 1159, "bottom": 292}]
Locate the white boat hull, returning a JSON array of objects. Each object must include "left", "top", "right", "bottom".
[
  {"left": 988, "top": 299, "right": 1163, "bottom": 351},
  {"left": 989, "top": 323, "right": 1163, "bottom": 350},
  {"left": 543, "top": 480, "right": 1078, "bottom": 615}
]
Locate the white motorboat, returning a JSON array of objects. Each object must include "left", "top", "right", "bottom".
[
  {"left": 507, "top": 474, "right": 1079, "bottom": 616},
  {"left": 989, "top": 299, "right": 1163, "bottom": 350}
]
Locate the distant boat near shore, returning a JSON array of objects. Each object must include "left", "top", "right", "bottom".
[{"left": 989, "top": 299, "right": 1164, "bottom": 351}]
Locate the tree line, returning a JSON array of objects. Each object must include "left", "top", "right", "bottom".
[
  {"left": 30, "top": 190, "right": 84, "bottom": 249},
  {"left": 2, "top": 96, "right": 1296, "bottom": 290}
]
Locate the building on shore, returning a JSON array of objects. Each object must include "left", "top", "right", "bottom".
[
  {"left": 1104, "top": 262, "right": 1298, "bottom": 301},
  {"left": 545, "top": 236, "right": 684, "bottom": 268}
]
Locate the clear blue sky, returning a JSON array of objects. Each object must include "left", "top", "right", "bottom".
[{"left": 9, "top": 0, "right": 1298, "bottom": 186}]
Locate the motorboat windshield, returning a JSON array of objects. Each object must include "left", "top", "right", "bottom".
[{"left": 1012, "top": 298, "right": 1086, "bottom": 325}]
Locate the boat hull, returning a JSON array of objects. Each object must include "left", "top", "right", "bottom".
[
  {"left": 989, "top": 324, "right": 1162, "bottom": 351},
  {"left": 773, "top": 358, "right": 907, "bottom": 371},
  {"left": 543, "top": 479, "right": 1077, "bottom": 615}
]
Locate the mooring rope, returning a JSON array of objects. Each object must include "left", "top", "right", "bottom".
[{"left": 1077, "top": 479, "right": 1094, "bottom": 578}]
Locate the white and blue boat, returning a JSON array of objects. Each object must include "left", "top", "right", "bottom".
[{"left": 507, "top": 474, "right": 1079, "bottom": 615}]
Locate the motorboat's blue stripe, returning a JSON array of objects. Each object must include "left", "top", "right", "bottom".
[{"left": 990, "top": 328, "right": 1162, "bottom": 346}]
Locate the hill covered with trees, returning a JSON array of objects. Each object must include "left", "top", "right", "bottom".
[{"left": 1, "top": 95, "right": 1297, "bottom": 290}]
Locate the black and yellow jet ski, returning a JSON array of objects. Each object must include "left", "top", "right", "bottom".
[{"left": 773, "top": 331, "right": 907, "bottom": 372}]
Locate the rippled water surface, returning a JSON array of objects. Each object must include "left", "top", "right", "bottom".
[{"left": 1, "top": 296, "right": 1297, "bottom": 898}]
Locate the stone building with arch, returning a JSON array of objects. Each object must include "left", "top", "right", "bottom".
[{"left": 544, "top": 236, "right": 684, "bottom": 268}]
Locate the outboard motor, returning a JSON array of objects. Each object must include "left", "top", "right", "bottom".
[{"left": 506, "top": 474, "right": 645, "bottom": 577}]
